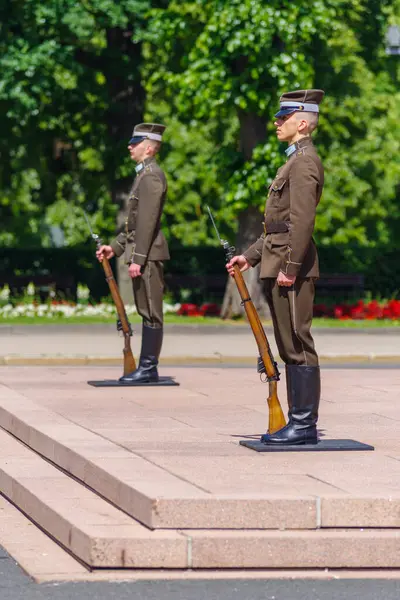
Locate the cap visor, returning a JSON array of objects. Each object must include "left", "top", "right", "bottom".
[
  {"left": 128, "top": 136, "right": 146, "bottom": 145},
  {"left": 274, "top": 108, "right": 298, "bottom": 118}
]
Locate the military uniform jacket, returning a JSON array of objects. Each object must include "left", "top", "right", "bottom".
[
  {"left": 243, "top": 136, "right": 324, "bottom": 278},
  {"left": 110, "top": 157, "right": 170, "bottom": 266}
]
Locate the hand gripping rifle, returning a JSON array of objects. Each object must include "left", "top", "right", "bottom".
[
  {"left": 83, "top": 212, "right": 137, "bottom": 376},
  {"left": 207, "top": 206, "right": 286, "bottom": 434}
]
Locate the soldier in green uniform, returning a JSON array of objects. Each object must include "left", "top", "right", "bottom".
[
  {"left": 227, "top": 89, "right": 325, "bottom": 445},
  {"left": 96, "top": 123, "right": 169, "bottom": 383}
]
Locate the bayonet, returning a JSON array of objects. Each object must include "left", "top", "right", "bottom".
[
  {"left": 83, "top": 210, "right": 102, "bottom": 248},
  {"left": 206, "top": 205, "right": 236, "bottom": 261}
]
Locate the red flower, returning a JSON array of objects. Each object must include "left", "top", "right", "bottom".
[
  {"left": 199, "top": 303, "right": 221, "bottom": 317},
  {"left": 313, "top": 303, "right": 329, "bottom": 317},
  {"left": 177, "top": 303, "right": 202, "bottom": 316},
  {"left": 322, "top": 298, "right": 399, "bottom": 320},
  {"left": 349, "top": 306, "right": 365, "bottom": 319},
  {"left": 387, "top": 300, "right": 400, "bottom": 318},
  {"left": 333, "top": 306, "right": 344, "bottom": 318},
  {"left": 365, "top": 300, "right": 383, "bottom": 319},
  {"left": 382, "top": 307, "right": 393, "bottom": 319}
]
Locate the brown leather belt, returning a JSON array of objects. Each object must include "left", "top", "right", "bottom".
[{"left": 265, "top": 221, "right": 290, "bottom": 234}]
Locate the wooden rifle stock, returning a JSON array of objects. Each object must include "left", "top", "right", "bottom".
[
  {"left": 100, "top": 257, "right": 137, "bottom": 376},
  {"left": 83, "top": 211, "right": 137, "bottom": 376},
  {"left": 232, "top": 264, "right": 286, "bottom": 434},
  {"left": 206, "top": 206, "right": 287, "bottom": 433}
]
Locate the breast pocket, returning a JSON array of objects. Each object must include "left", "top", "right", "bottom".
[
  {"left": 268, "top": 178, "right": 287, "bottom": 207},
  {"left": 270, "top": 232, "right": 289, "bottom": 247}
]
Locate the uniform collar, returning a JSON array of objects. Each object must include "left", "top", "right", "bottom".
[
  {"left": 135, "top": 156, "right": 156, "bottom": 174},
  {"left": 285, "top": 136, "right": 313, "bottom": 159},
  {"left": 285, "top": 143, "right": 297, "bottom": 158}
]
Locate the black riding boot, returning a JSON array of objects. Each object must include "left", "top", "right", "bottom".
[
  {"left": 261, "top": 365, "right": 320, "bottom": 445},
  {"left": 285, "top": 364, "right": 293, "bottom": 422},
  {"left": 119, "top": 324, "right": 163, "bottom": 383}
]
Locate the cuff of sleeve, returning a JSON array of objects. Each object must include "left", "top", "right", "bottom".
[
  {"left": 133, "top": 252, "right": 147, "bottom": 266},
  {"left": 281, "top": 258, "right": 302, "bottom": 276},
  {"left": 243, "top": 250, "right": 261, "bottom": 267},
  {"left": 110, "top": 240, "right": 125, "bottom": 258}
]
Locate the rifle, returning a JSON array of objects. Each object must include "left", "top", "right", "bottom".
[
  {"left": 207, "top": 206, "right": 286, "bottom": 434},
  {"left": 83, "top": 212, "right": 137, "bottom": 376}
]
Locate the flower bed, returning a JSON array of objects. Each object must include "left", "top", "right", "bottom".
[
  {"left": 0, "top": 302, "right": 183, "bottom": 319},
  {"left": 0, "top": 283, "right": 399, "bottom": 322},
  {"left": 177, "top": 303, "right": 221, "bottom": 317},
  {"left": 0, "top": 283, "right": 182, "bottom": 319},
  {"left": 178, "top": 300, "right": 400, "bottom": 321},
  {"left": 313, "top": 299, "right": 400, "bottom": 320}
]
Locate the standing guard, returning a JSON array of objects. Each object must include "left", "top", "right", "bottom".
[
  {"left": 227, "top": 90, "right": 325, "bottom": 445},
  {"left": 97, "top": 123, "right": 170, "bottom": 383}
]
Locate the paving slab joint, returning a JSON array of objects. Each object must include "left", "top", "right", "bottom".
[
  {"left": 186, "top": 534, "right": 193, "bottom": 569},
  {"left": 316, "top": 496, "right": 321, "bottom": 529}
]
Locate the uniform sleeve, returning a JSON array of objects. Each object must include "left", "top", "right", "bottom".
[
  {"left": 110, "top": 232, "right": 127, "bottom": 257},
  {"left": 133, "top": 173, "right": 164, "bottom": 266},
  {"left": 243, "top": 236, "right": 264, "bottom": 267},
  {"left": 281, "top": 156, "right": 319, "bottom": 276}
]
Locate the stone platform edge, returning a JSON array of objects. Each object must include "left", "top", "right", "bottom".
[
  {"left": 1, "top": 430, "right": 400, "bottom": 571},
  {"left": 0, "top": 384, "right": 400, "bottom": 530},
  {"left": 0, "top": 385, "right": 318, "bottom": 530},
  {"left": 1, "top": 355, "right": 400, "bottom": 366}
]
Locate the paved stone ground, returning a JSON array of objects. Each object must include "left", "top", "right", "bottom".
[
  {"left": 0, "top": 364, "right": 400, "bottom": 580},
  {"left": 1, "top": 365, "right": 399, "bottom": 499},
  {"left": 0, "top": 324, "right": 399, "bottom": 363}
]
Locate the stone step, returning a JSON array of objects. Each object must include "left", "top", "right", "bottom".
[
  {"left": 1, "top": 386, "right": 399, "bottom": 532},
  {"left": 186, "top": 529, "right": 400, "bottom": 569},
  {"left": 1, "top": 429, "right": 400, "bottom": 570},
  {"left": 0, "top": 429, "right": 187, "bottom": 568},
  {"left": 0, "top": 388, "right": 317, "bottom": 530},
  {"left": 0, "top": 494, "right": 88, "bottom": 581}
]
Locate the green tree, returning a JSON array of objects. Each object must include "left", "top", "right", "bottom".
[
  {"left": 0, "top": 0, "right": 149, "bottom": 248},
  {"left": 1, "top": 0, "right": 399, "bottom": 305},
  {"left": 144, "top": 0, "right": 400, "bottom": 311}
]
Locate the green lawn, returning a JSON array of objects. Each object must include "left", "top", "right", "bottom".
[
  {"left": 0, "top": 315, "right": 398, "bottom": 327},
  {"left": 312, "top": 318, "right": 399, "bottom": 328}
]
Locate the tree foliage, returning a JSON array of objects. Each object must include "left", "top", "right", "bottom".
[
  {"left": 144, "top": 0, "right": 400, "bottom": 259},
  {"left": 0, "top": 0, "right": 399, "bottom": 294},
  {"left": 0, "top": 0, "right": 148, "bottom": 246}
]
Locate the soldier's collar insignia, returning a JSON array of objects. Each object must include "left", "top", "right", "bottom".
[
  {"left": 136, "top": 156, "right": 156, "bottom": 174},
  {"left": 285, "top": 143, "right": 297, "bottom": 158}
]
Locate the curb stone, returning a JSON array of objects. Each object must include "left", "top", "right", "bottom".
[{"left": 1, "top": 355, "right": 400, "bottom": 366}]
